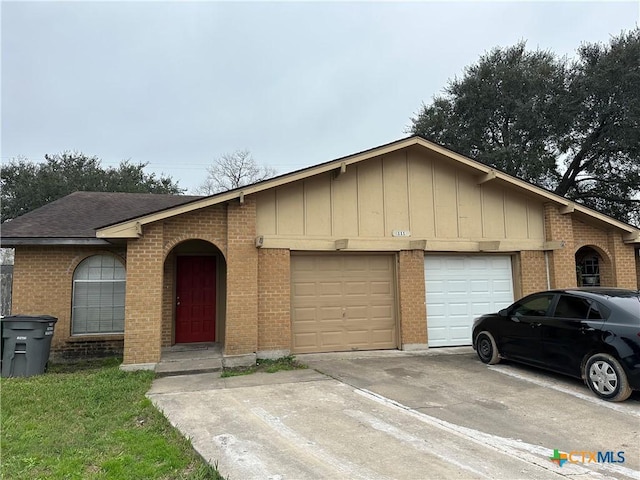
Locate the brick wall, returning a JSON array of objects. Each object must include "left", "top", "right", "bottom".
[
  {"left": 257, "top": 248, "right": 291, "bottom": 352},
  {"left": 122, "top": 205, "right": 229, "bottom": 363},
  {"left": 398, "top": 250, "right": 427, "bottom": 346},
  {"left": 12, "top": 246, "right": 125, "bottom": 360},
  {"left": 544, "top": 204, "right": 576, "bottom": 289},
  {"left": 50, "top": 338, "right": 124, "bottom": 363},
  {"left": 519, "top": 250, "right": 548, "bottom": 295},
  {"left": 606, "top": 230, "right": 638, "bottom": 289},
  {"left": 573, "top": 219, "right": 614, "bottom": 286},
  {"left": 224, "top": 199, "right": 259, "bottom": 355},
  {"left": 543, "top": 204, "right": 637, "bottom": 289},
  {"left": 123, "top": 222, "right": 164, "bottom": 365},
  {"left": 162, "top": 205, "right": 228, "bottom": 256},
  {"left": 161, "top": 252, "right": 175, "bottom": 347}
]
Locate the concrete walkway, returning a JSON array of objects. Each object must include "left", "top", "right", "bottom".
[{"left": 147, "top": 350, "right": 640, "bottom": 480}]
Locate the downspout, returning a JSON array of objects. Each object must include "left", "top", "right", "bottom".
[{"left": 544, "top": 251, "right": 551, "bottom": 290}]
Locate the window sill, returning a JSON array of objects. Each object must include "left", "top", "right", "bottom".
[{"left": 68, "top": 334, "right": 124, "bottom": 342}]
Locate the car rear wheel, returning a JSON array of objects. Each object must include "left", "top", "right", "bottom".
[
  {"left": 476, "top": 331, "right": 500, "bottom": 365},
  {"left": 584, "top": 353, "right": 632, "bottom": 402}
]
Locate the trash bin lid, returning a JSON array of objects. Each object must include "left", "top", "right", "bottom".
[{"left": 0, "top": 315, "right": 58, "bottom": 323}]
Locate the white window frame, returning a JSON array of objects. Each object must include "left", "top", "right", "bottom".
[{"left": 72, "top": 255, "right": 126, "bottom": 335}]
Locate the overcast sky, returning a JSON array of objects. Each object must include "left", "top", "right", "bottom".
[{"left": 2, "top": 1, "right": 638, "bottom": 193}]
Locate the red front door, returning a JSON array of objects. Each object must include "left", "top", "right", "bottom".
[{"left": 175, "top": 256, "right": 216, "bottom": 343}]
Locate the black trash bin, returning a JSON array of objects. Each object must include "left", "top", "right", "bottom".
[{"left": 1, "top": 315, "right": 58, "bottom": 378}]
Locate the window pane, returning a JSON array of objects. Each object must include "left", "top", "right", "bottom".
[{"left": 72, "top": 255, "right": 126, "bottom": 335}]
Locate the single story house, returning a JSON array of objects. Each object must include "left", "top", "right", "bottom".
[{"left": 3, "top": 136, "right": 640, "bottom": 369}]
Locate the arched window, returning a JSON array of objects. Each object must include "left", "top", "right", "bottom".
[
  {"left": 72, "top": 255, "right": 125, "bottom": 335},
  {"left": 576, "top": 247, "right": 601, "bottom": 287}
]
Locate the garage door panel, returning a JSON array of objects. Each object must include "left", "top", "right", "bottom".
[
  {"left": 344, "top": 281, "right": 368, "bottom": 296},
  {"left": 319, "top": 282, "right": 343, "bottom": 296},
  {"left": 346, "top": 330, "right": 369, "bottom": 343},
  {"left": 448, "top": 303, "right": 469, "bottom": 316},
  {"left": 469, "top": 279, "right": 490, "bottom": 294},
  {"left": 370, "top": 281, "right": 392, "bottom": 295},
  {"left": 445, "top": 258, "right": 466, "bottom": 270},
  {"left": 291, "top": 256, "right": 316, "bottom": 272},
  {"left": 492, "top": 279, "right": 513, "bottom": 293},
  {"left": 318, "top": 306, "right": 343, "bottom": 321},
  {"left": 471, "top": 302, "right": 491, "bottom": 316},
  {"left": 292, "top": 307, "right": 318, "bottom": 322},
  {"left": 426, "top": 255, "right": 514, "bottom": 347},
  {"left": 345, "top": 305, "right": 367, "bottom": 319},
  {"left": 369, "top": 256, "right": 393, "bottom": 270},
  {"left": 292, "top": 282, "right": 318, "bottom": 297},
  {"left": 370, "top": 304, "right": 393, "bottom": 318},
  {"left": 316, "top": 257, "right": 343, "bottom": 271},
  {"left": 320, "top": 331, "right": 344, "bottom": 347},
  {"left": 294, "top": 332, "right": 319, "bottom": 348},
  {"left": 292, "top": 254, "right": 397, "bottom": 353},
  {"left": 371, "top": 329, "right": 395, "bottom": 343}
]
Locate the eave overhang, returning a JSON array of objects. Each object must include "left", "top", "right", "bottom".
[{"left": 1, "top": 238, "right": 112, "bottom": 247}]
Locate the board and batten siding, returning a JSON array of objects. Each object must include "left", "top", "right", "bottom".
[{"left": 255, "top": 149, "right": 545, "bottom": 242}]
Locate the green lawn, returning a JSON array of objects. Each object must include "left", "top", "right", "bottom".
[{"left": 0, "top": 358, "right": 223, "bottom": 480}]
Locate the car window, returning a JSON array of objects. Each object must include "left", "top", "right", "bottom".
[
  {"left": 511, "top": 294, "right": 554, "bottom": 317},
  {"left": 608, "top": 295, "right": 640, "bottom": 320},
  {"left": 554, "top": 295, "right": 592, "bottom": 319},
  {"left": 587, "top": 301, "right": 609, "bottom": 320}
]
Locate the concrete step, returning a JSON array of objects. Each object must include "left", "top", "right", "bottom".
[{"left": 155, "top": 357, "right": 223, "bottom": 377}]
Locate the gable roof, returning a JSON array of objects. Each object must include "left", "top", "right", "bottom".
[
  {"left": 2, "top": 137, "right": 638, "bottom": 246},
  {"left": 96, "top": 136, "right": 640, "bottom": 244},
  {"left": 1, "top": 192, "right": 202, "bottom": 246}
]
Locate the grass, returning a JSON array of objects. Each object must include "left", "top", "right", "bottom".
[
  {"left": 220, "top": 355, "right": 307, "bottom": 378},
  {"left": 0, "top": 358, "right": 224, "bottom": 480}
]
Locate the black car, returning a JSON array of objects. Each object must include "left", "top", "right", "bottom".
[{"left": 472, "top": 288, "right": 640, "bottom": 402}]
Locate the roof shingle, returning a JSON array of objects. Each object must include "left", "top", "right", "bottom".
[{"left": 1, "top": 192, "right": 203, "bottom": 240}]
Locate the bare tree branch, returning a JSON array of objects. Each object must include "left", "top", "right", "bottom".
[{"left": 195, "top": 150, "right": 277, "bottom": 195}]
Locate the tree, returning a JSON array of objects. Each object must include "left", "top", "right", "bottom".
[
  {"left": 1, "top": 151, "right": 183, "bottom": 222},
  {"left": 195, "top": 150, "right": 277, "bottom": 195},
  {"left": 410, "top": 29, "right": 640, "bottom": 225}
]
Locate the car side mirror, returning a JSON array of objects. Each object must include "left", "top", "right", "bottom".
[{"left": 498, "top": 308, "right": 509, "bottom": 317}]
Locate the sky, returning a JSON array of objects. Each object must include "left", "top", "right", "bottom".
[{"left": 2, "top": 1, "right": 639, "bottom": 194}]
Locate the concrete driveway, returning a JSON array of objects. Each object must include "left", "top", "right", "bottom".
[{"left": 147, "top": 349, "right": 640, "bottom": 480}]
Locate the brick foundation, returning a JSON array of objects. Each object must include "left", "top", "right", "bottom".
[{"left": 50, "top": 337, "right": 124, "bottom": 363}]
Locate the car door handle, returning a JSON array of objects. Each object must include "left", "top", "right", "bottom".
[
  {"left": 580, "top": 327, "right": 595, "bottom": 334},
  {"left": 531, "top": 322, "right": 542, "bottom": 328}
]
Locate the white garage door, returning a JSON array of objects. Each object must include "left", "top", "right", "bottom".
[
  {"left": 425, "top": 255, "right": 514, "bottom": 347},
  {"left": 291, "top": 254, "right": 397, "bottom": 354}
]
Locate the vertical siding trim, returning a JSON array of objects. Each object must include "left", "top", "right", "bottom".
[
  {"left": 356, "top": 165, "right": 360, "bottom": 237},
  {"left": 274, "top": 189, "right": 279, "bottom": 235},
  {"left": 406, "top": 150, "right": 412, "bottom": 232},
  {"left": 526, "top": 199, "right": 531, "bottom": 239},
  {"left": 502, "top": 189, "right": 507, "bottom": 238},
  {"left": 302, "top": 181, "right": 307, "bottom": 236},
  {"left": 381, "top": 158, "right": 387, "bottom": 237},
  {"left": 431, "top": 157, "right": 437, "bottom": 237},
  {"left": 330, "top": 174, "right": 335, "bottom": 237},
  {"left": 455, "top": 170, "right": 461, "bottom": 238},
  {"left": 404, "top": 151, "right": 411, "bottom": 233}
]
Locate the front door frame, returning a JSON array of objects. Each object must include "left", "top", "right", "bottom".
[{"left": 175, "top": 254, "right": 217, "bottom": 344}]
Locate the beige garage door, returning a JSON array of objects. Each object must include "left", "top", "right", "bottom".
[{"left": 291, "top": 254, "right": 397, "bottom": 354}]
